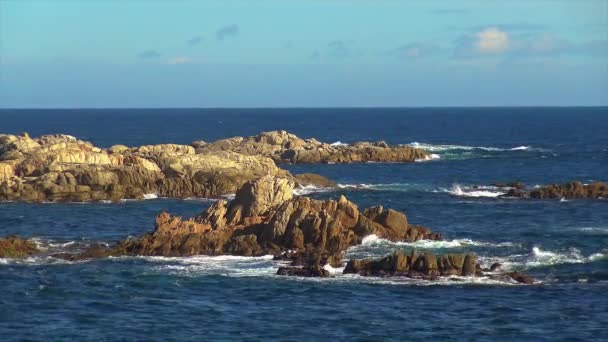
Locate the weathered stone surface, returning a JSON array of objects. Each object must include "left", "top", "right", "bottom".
[
  {"left": 0, "top": 236, "right": 38, "bottom": 258},
  {"left": 0, "top": 133, "right": 297, "bottom": 202},
  {"left": 64, "top": 176, "right": 441, "bottom": 262},
  {"left": 294, "top": 173, "right": 337, "bottom": 188},
  {"left": 196, "top": 130, "right": 429, "bottom": 164}
]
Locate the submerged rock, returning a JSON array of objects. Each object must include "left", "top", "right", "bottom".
[
  {"left": 0, "top": 236, "right": 38, "bottom": 258},
  {"left": 196, "top": 130, "right": 429, "bottom": 164},
  {"left": 65, "top": 175, "right": 441, "bottom": 261}
]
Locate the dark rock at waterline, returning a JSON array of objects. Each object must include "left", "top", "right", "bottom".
[
  {"left": 276, "top": 266, "right": 330, "bottom": 277},
  {"left": 490, "top": 262, "right": 502, "bottom": 271},
  {"left": 529, "top": 181, "right": 608, "bottom": 199},
  {"left": 0, "top": 235, "right": 38, "bottom": 258},
  {"left": 507, "top": 271, "right": 535, "bottom": 285},
  {"left": 344, "top": 251, "right": 479, "bottom": 278}
]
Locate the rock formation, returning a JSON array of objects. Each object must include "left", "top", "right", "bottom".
[
  {"left": 0, "top": 133, "right": 316, "bottom": 202},
  {"left": 338, "top": 251, "right": 534, "bottom": 284},
  {"left": 501, "top": 181, "right": 608, "bottom": 199},
  {"left": 0, "top": 236, "right": 38, "bottom": 258},
  {"left": 59, "top": 175, "right": 441, "bottom": 264},
  {"left": 529, "top": 181, "right": 608, "bottom": 199},
  {"left": 194, "top": 130, "right": 429, "bottom": 164}
]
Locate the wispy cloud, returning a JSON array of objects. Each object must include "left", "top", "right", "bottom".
[
  {"left": 389, "top": 43, "right": 441, "bottom": 58},
  {"left": 187, "top": 35, "right": 203, "bottom": 46},
  {"left": 454, "top": 26, "right": 608, "bottom": 60},
  {"left": 216, "top": 24, "right": 239, "bottom": 41},
  {"left": 138, "top": 50, "right": 161, "bottom": 59},
  {"left": 167, "top": 56, "right": 192, "bottom": 65}
]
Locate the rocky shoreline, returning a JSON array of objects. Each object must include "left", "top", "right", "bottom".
[{"left": 0, "top": 131, "right": 426, "bottom": 203}]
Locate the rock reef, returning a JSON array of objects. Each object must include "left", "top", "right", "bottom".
[
  {"left": 501, "top": 181, "right": 608, "bottom": 199},
  {"left": 0, "top": 133, "right": 298, "bottom": 202},
  {"left": 195, "top": 130, "right": 429, "bottom": 164}
]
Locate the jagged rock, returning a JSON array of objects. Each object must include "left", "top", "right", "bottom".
[
  {"left": 0, "top": 236, "right": 38, "bottom": 258},
  {"left": 490, "top": 181, "right": 526, "bottom": 190},
  {"left": 0, "top": 133, "right": 304, "bottom": 202},
  {"left": 66, "top": 176, "right": 441, "bottom": 261},
  {"left": 196, "top": 130, "right": 429, "bottom": 164}
]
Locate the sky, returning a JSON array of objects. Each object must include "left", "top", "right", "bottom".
[{"left": 0, "top": 0, "right": 607, "bottom": 108}]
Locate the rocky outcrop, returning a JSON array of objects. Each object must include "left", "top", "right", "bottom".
[
  {"left": 0, "top": 236, "right": 38, "bottom": 258},
  {"left": 340, "top": 251, "right": 534, "bottom": 284},
  {"left": 343, "top": 250, "right": 480, "bottom": 278},
  {"left": 62, "top": 176, "right": 441, "bottom": 263},
  {"left": 195, "top": 130, "right": 429, "bottom": 164},
  {"left": 0, "top": 133, "right": 301, "bottom": 202},
  {"left": 529, "top": 181, "right": 608, "bottom": 199},
  {"left": 501, "top": 181, "right": 608, "bottom": 199}
]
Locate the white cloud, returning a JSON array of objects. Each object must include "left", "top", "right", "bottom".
[
  {"left": 167, "top": 57, "right": 192, "bottom": 65},
  {"left": 475, "top": 27, "right": 510, "bottom": 54}
]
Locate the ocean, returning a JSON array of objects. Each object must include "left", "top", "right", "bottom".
[{"left": 1, "top": 107, "right": 607, "bottom": 340}]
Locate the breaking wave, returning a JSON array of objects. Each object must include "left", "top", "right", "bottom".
[
  {"left": 480, "top": 247, "right": 607, "bottom": 271},
  {"left": 444, "top": 184, "right": 506, "bottom": 198},
  {"left": 407, "top": 142, "right": 546, "bottom": 153},
  {"left": 359, "top": 234, "right": 515, "bottom": 249}
]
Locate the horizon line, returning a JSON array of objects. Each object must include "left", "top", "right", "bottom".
[{"left": 1, "top": 105, "right": 607, "bottom": 110}]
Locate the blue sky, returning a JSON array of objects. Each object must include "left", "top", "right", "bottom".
[{"left": 0, "top": 0, "right": 607, "bottom": 107}]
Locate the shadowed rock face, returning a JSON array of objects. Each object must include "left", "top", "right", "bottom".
[
  {"left": 338, "top": 251, "right": 534, "bottom": 284},
  {"left": 65, "top": 176, "right": 441, "bottom": 263},
  {"left": 343, "top": 250, "right": 480, "bottom": 278},
  {"left": 194, "top": 130, "right": 429, "bottom": 164},
  {"left": 0, "top": 133, "right": 300, "bottom": 202},
  {"left": 0, "top": 236, "right": 38, "bottom": 258}
]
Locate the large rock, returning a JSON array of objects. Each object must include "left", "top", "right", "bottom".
[
  {"left": 196, "top": 130, "right": 429, "bottom": 164},
  {"left": 0, "top": 133, "right": 296, "bottom": 202},
  {"left": 63, "top": 176, "right": 442, "bottom": 262},
  {"left": 343, "top": 251, "right": 534, "bottom": 283}
]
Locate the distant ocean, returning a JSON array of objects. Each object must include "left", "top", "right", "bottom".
[{"left": 1, "top": 107, "right": 607, "bottom": 340}]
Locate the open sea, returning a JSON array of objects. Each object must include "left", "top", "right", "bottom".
[{"left": 1, "top": 107, "right": 607, "bottom": 341}]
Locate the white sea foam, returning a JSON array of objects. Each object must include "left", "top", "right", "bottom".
[
  {"left": 293, "top": 185, "right": 335, "bottom": 196},
  {"left": 143, "top": 193, "right": 158, "bottom": 200},
  {"left": 578, "top": 227, "right": 608, "bottom": 235},
  {"left": 359, "top": 234, "right": 515, "bottom": 249},
  {"left": 407, "top": 142, "right": 546, "bottom": 153},
  {"left": 140, "top": 254, "right": 277, "bottom": 278},
  {"left": 481, "top": 247, "right": 607, "bottom": 271},
  {"left": 446, "top": 184, "right": 506, "bottom": 198},
  {"left": 415, "top": 153, "right": 441, "bottom": 162},
  {"left": 330, "top": 141, "right": 348, "bottom": 147}
]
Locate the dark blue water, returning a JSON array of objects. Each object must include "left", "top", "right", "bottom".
[{"left": 1, "top": 108, "right": 607, "bottom": 340}]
